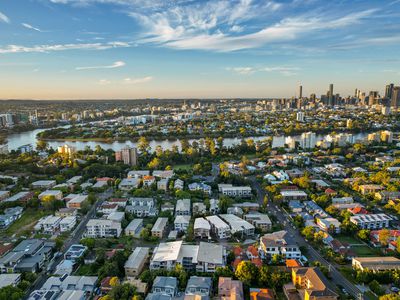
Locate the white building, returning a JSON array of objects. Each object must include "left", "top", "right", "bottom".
[
  {"left": 259, "top": 230, "right": 301, "bottom": 260},
  {"left": 175, "top": 199, "right": 191, "bottom": 216},
  {"left": 219, "top": 214, "right": 255, "bottom": 236},
  {"left": 34, "top": 215, "right": 62, "bottom": 235},
  {"left": 194, "top": 218, "right": 211, "bottom": 239},
  {"left": 218, "top": 184, "right": 252, "bottom": 198},
  {"left": 350, "top": 214, "right": 391, "bottom": 229},
  {"left": 60, "top": 216, "right": 77, "bottom": 232},
  {"left": 85, "top": 219, "right": 122, "bottom": 238},
  {"left": 206, "top": 216, "right": 230, "bottom": 239},
  {"left": 299, "top": 132, "right": 316, "bottom": 149},
  {"left": 174, "top": 215, "right": 191, "bottom": 233}
]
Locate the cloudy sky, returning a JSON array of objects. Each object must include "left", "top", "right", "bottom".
[{"left": 0, "top": 0, "right": 399, "bottom": 99}]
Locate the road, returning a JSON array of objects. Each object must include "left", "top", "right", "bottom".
[
  {"left": 24, "top": 189, "right": 113, "bottom": 299},
  {"left": 249, "top": 176, "right": 365, "bottom": 300}
]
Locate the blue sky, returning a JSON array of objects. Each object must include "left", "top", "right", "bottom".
[{"left": 0, "top": 0, "right": 399, "bottom": 99}]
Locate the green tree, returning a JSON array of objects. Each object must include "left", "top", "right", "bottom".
[
  {"left": 379, "top": 229, "right": 391, "bottom": 246},
  {"left": 235, "top": 261, "right": 258, "bottom": 285},
  {"left": 138, "top": 137, "right": 150, "bottom": 154}
]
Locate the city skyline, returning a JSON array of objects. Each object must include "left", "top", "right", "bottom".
[{"left": 1, "top": 0, "right": 400, "bottom": 99}]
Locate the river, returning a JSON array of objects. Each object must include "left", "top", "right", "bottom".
[{"left": 5, "top": 127, "right": 370, "bottom": 152}]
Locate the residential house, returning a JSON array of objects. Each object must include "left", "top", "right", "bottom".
[
  {"left": 350, "top": 214, "right": 391, "bottom": 229},
  {"left": 151, "top": 217, "right": 169, "bottom": 238},
  {"left": 126, "top": 197, "right": 158, "bottom": 217},
  {"left": 194, "top": 218, "right": 211, "bottom": 239},
  {"left": 143, "top": 176, "right": 156, "bottom": 187},
  {"left": 174, "top": 179, "right": 184, "bottom": 190},
  {"left": 151, "top": 276, "right": 178, "bottom": 297},
  {"left": 244, "top": 212, "right": 272, "bottom": 231},
  {"left": 157, "top": 179, "right": 169, "bottom": 191},
  {"left": 185, "top": 276, "right": 212, "bottom": 297},
  {"left": 85, "top": 219, "right": 122, "bottom": 238},
  {"left": 206, "top": 216, "right": 231, "bottom": 239},
  {"left": 176, "top": 199, "right": 191, "bottom": 216},
  {"left": 218, "top": 184, "right": 252, "bottom": 198},
  {"left": 218, "top": 277, "right": 244, "bottom": 300},
  {"left": 352, "top": 257, "right": 400, "bottom": 272},
  {"left": 125, "top": 247, "right": 149, "bottom": 277},
  {"left": 59, "top": 216, "right": 77, "bottom": 232},
  {"left": 259, "top": 231, "right": 301, "bottom": 260},
  {"left": 316, "top": 217, "right": 341, "bottom": 234},
  {"left": 220, "top": 214, "right": 255, "bottom": 236},
  {"left": 125, "top": 219, "right": 144, "bottom": 237},
  {"left": 174, "top": 215, "right": 191, "bottom": 233},
  {"left": 119, "top": 178, "right": 140, "bottom": 191},
  {"left": 289, "top": 267, "right": 338, "bottom": 300},
  {"left": 38, "top": 190, "right": 63, "bottom": 201},
  {"left": 281, "top": 190, "right": 307, "bottom": 202}
]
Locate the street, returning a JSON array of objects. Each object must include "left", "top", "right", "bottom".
[
  {"left": 24, "top": 188, "right": 113, "bottom": 299},
  {"left": 249, "top": 176, "right": 366, "bottom": 300}
]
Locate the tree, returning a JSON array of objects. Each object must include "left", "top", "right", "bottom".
[
  {"left": 379, "top": 229, "right": 391, "bottom": 246},
  {"left": 36, "top": 140, "right": 48, "bottom": 152},
  {"left": 235, "top": 261, "right": 258, "bottom": 285},
  {"left": 219, "top": 196, "right": 233, "bottom": 214},
  {"left": 108, "top": 283, "right": 137, "bottom": 300},
  {"left": 110, "top": 277, "right": 120, "bottom": 287},
  {"left": 301, "top": 226, "right": 316, "bottom": 241},
  {"left": 369, "top": 280, "right": 385, "bottom": 296},
  {"left": 357, "top": 229, "right": 370, "bottom": 241},
  {"left": 138, "top": 137, "right": 150, "bottom": 154},
  {"left": 380, "top": 294, "right": 400, "bottom": 300}
]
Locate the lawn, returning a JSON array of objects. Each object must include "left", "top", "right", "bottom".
[
  {"left": 5, "top": 209, "right": 50, "bottom": 237},
  {"left": 335, "top": 235, "right": 361, "bottom": 245},
  {"left": 350, "top": 245, "right": 379, "bottom": 256},
  {"left": 173, "top": 164, "right": 192, "bottom": 171}
]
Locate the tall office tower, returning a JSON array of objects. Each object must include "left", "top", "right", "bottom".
[
  {"left": 385, "top": 83, "right": 394, "bottom": 99},
  {"left": 300, "top": 132, "right": 316, "bottom": 149},
  {"left": 310, "top": 93, "right": 316, "bottom": 102},
  {"left": 296, "top": 111, "right": 305, "bottom": 122},
  {"left": 115, "top": 147, "right": 138, "bottom": 166},
  {"left": 391, "top": 87, "right": 400, "bottom": 108},
  {"left": 355, "top": 89, "right": 358, "bottom": 98},
  {"left": 328, "top": 84, "right": 334, "bottom": 106},
  {"left": 368, "top": 91, "right": 379, "bottom": 106},
  {"left": 298, "top": 85, "right": 303, "bottom": 99}
]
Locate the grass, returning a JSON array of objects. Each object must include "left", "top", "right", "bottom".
[
  {"left": 5, "top": 209, "right": 50, "bottom": 237},
  {"left": 75, "top": 264, "right": 97, "bottom": 276},
  {"left": 336, "top": 235, "right": 361, "bottom": 245},
  {"left": 173, "top": 164, "right": 192, "bottom": 171},
  {"left": 365, "top": 291, "right": 379, "bottom": 300},
  {"left": 350, "top": 245, "right": 379, "bottom": 256}
]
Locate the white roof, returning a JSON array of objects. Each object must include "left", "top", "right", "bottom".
[
  {"left": 174, "top": 215, "right": 191, "bottom": 224},
  {"left": 125, "top": 247, "right": 149, "bottom": 269},
  {"left": 0, "top": 274, "right": 20, "bottom": 289},
  {"left": 151, "top": 217, "right": 168, "bottom": 232},
  {"left": 280, "top": 190, "right": 307, "bottom": 196},
  {"left": 39, "top": 190, "right": 62, "bottom": 196},
  {"left": 194, "top": 218, "right": 210, "bottom": 230},
  {"left": 206, "top": 215, "right": 229, "bottom": 229},
  {"left": 152, "top": 241, "right": 183, "bottom": 262},
  {"left": 220, "top": 214, "right": 255, "bottom": 232}
]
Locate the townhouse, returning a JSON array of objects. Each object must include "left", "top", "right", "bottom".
[
  {"left": 174, "top": 215, "right": 191, "bottom": 233},
  {"left": 85, "top": 219, "right": 122, "bottom": 238},
  {"left": 206, "top": 215, "right": 231, "bottom": 239},
  {"left": 124, "top": 247, "right": 149, "bottom": 277},
  {"left": 126, "top": 197, "right": 158, "bottom": 217},
  {"left": 350, "top": 213, "right": 391, "bottom": 229},
  {"left": 352, "top": 257, "right": 400, "bottom": 272},
  {"left": 151, "top": 217, "right": 169, "bottom": 238},
  {"left": 218, "top": 184, "right": 252, "bottom": 198},
  {"left": 259, "top": 230, "right": 301, "bottom": 260},
  {"left": 194, "top": 218, "right": 211, "bottom": 239},
  {"left": 175, "top": 199, "right": 191, "bottom": 216},
  {"left": 220, "top": 214, "right": 255, "bottom": 236},
  {"left": 281, "top": 190, "right": 307, "bottom": 202},
  {"left": 244, "top": 212, "right": 272, "bottom": 232}
]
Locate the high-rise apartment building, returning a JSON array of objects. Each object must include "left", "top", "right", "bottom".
[
  {"left": 391, "top": 87, "right": 400, "bottom": 108},
  {"left": 385, "top": 84, "right": 394, "bottom": 99},
  {"left": 115, "top": 147, "right": 138, "bottom": 166}
]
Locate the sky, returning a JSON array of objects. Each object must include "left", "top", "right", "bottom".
[{"left": 0, "top": 0, "right": 400, "bottom": 100}]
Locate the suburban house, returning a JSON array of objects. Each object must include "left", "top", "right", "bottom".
[
  {"left": 259, "top": 231, "right": 301, "bottom": 261},
  {"left": 124, "top": 247, "right": 150, "bottom": 278}
]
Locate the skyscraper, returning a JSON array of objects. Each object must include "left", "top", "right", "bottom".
[
  {"left": 298, "top": 85, "right": 303, "bottom": 99},
  {"left": 385, "top": 83, "right": 394, "bottom": 99},
  {"left": 115, "top": 147, "right": 138, "bottom": 166},
  {"left": 391, "top": 87, "right": 400, "bottom": 108},
  {"left": 368, "top": 91, "right": 378, "bottom": 106},
  {"left": 328, "top": 84, "right": 334, "bottom": 106}
]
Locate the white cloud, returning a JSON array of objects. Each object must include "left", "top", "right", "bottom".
[
  {"left": 98, "top": 79, "right": 111, "bottom": 85},
  {"left": 0, "top": 42, "right": 130, "bottom": 54},
  {"left": 76, "top": 60, "right": 126, "bottom": 70},
  {"left": 124, "top": 76, "right": 153, "bottom": 84},
  {"left": 0, "top": 11, "right": 10, "bottom": 23},
  {"left": 22, "top": 23, "right": 42, "bottom": 32},
  {"left": 48, "top": 0, "right": 378, "bottom": 52},
  {"left": 227, "top": 65, "right": 299, "bottom": 76},
  {"left": 226, "top": 67, "right": 255, "bottom": 75}
]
